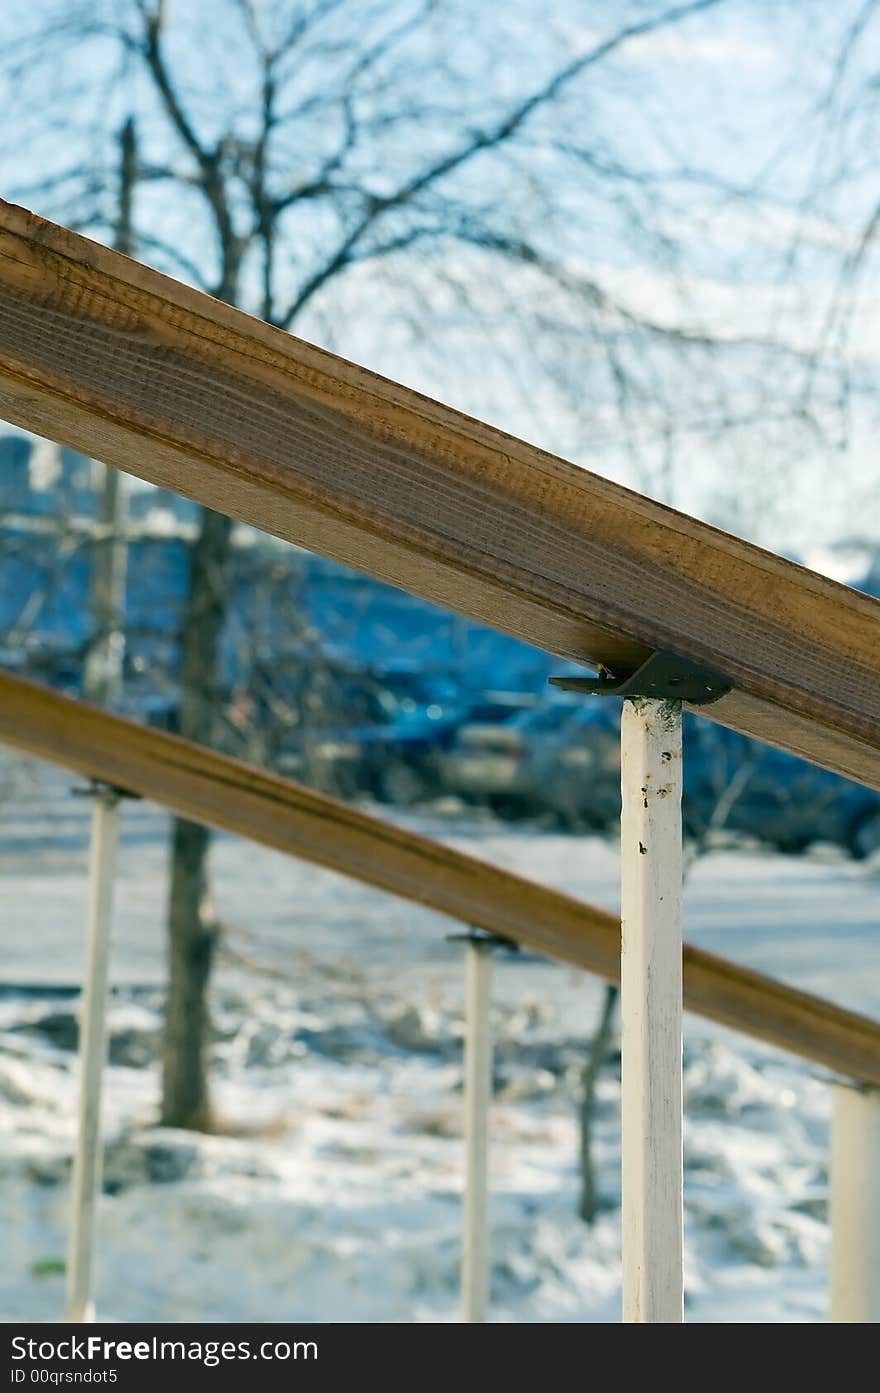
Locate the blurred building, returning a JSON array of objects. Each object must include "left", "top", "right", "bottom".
[{"left": 0, "top": 435, "right": 31, "bottom": 511}]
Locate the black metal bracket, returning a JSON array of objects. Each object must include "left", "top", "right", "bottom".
[
  {"left": 447, "top": 929, "right": 519, "bottom": 953},
  {"left": 549, "top": 649, "right": 732, "bottom": 706},
  {"left": 71, "top": 780, "right": 141, "bottom": 801}
]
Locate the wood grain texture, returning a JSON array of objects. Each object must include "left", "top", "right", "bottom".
[
  {"left": 1, "top": 203, "right": 880, "bottom": 787},
  {"left": 0, "top": 669, "right": 878, "bottom": 1085}
]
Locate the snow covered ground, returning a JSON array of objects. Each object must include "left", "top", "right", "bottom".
[{"left": 1, "top": 751, "right": 878, "bottom": 1323}]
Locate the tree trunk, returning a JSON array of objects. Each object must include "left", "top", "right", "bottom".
[
  {"left": 160, "top": 506, "right": 232, "bottom": 1130},
  {"left": 579, "top": 983, "right": 619, "bottom": 1224},
  {"left": 161, "top": 817, "right": 216, "bottom": 1129},
  {"left": 83, "top": 119, "right": 137, "bottom": 707},
  {"left": 83, "top": 461, "right": 127, "bottom": 705}
]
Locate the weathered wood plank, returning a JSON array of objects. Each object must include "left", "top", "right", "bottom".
[
  {"left": 1, "top": 203, "right": 880, "bottom": 788},
  {"left": 0, "top": 670, "right": 877, "bottom": 1085}
]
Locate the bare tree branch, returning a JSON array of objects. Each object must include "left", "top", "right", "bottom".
[{"left": 278, "top": 0, "right": 726, "bottom": 323}]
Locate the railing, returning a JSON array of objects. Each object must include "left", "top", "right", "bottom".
[
  {"left": 2, "top": 670, "right": 879, "bottom": 1322},
  {"left": 1, "top": 199, "right": 879, "bottom": 1323},
  {"left": 4, "top": 672, "right": 877, "bottom": 1082}
]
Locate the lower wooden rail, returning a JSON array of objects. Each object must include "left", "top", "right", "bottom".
[{"left": 1, "top": 667, "right": 878, "bottom": 1086}]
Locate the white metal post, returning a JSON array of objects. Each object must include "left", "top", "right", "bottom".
[
  {"left": 620, "top": 697, "right": 684, "bottom": 1323},
  {"left": 830, "top": 1082, "right": 880, "bottom": 1322},
  {"left": 66, "top": 788, "right": 121, "bottom": 1324},
  {"left": 461, "top": 935, "right": 494, "bottom": 1323}
]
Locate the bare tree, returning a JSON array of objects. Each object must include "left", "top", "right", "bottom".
[
  {"left": 9, "top": 0, "right": 828, "bottom": 1129},
  {"left": 579, "top": 982, "right": 618, "bottom": 1224}
]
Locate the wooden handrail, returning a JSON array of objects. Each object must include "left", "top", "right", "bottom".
[
  {"left": 0, "top": 669, "right": 877, "bottom": 1085},
  {"left": 2, "top": 202, "right": 880, "bottom": 789}
]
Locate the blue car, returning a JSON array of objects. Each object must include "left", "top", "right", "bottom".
[
  {"left": 525, "top": 698, "right": 880, "bottom": 857},
  {"left": 683, "top": 719, "right": 880, "bottom": 858},
  {"left": 355, "top": 690, "right": 536, "bottom": 805}
]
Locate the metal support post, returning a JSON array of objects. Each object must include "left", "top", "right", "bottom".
[
  {"left": 619, "top": 697, "right": 683, "bottom": 1322},
  {"left": 830, "top": 1082, "right": 880, "bottom": 1322},
  {"left": 66, "top": 785, "right": 122, "bottom": 1323},
  {"left": 551, "top": 650, "right": 729, "bottom": 1324},
  {"left": 462, "top": 934, "right": 493, "bottom": 1322},
  {"left": 449, "top": 930, "right": 516, "bottom": 1323}
]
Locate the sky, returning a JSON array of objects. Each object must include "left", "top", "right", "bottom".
[{"left": 0, "top": 0, "right": 878, "bottom": 558}]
